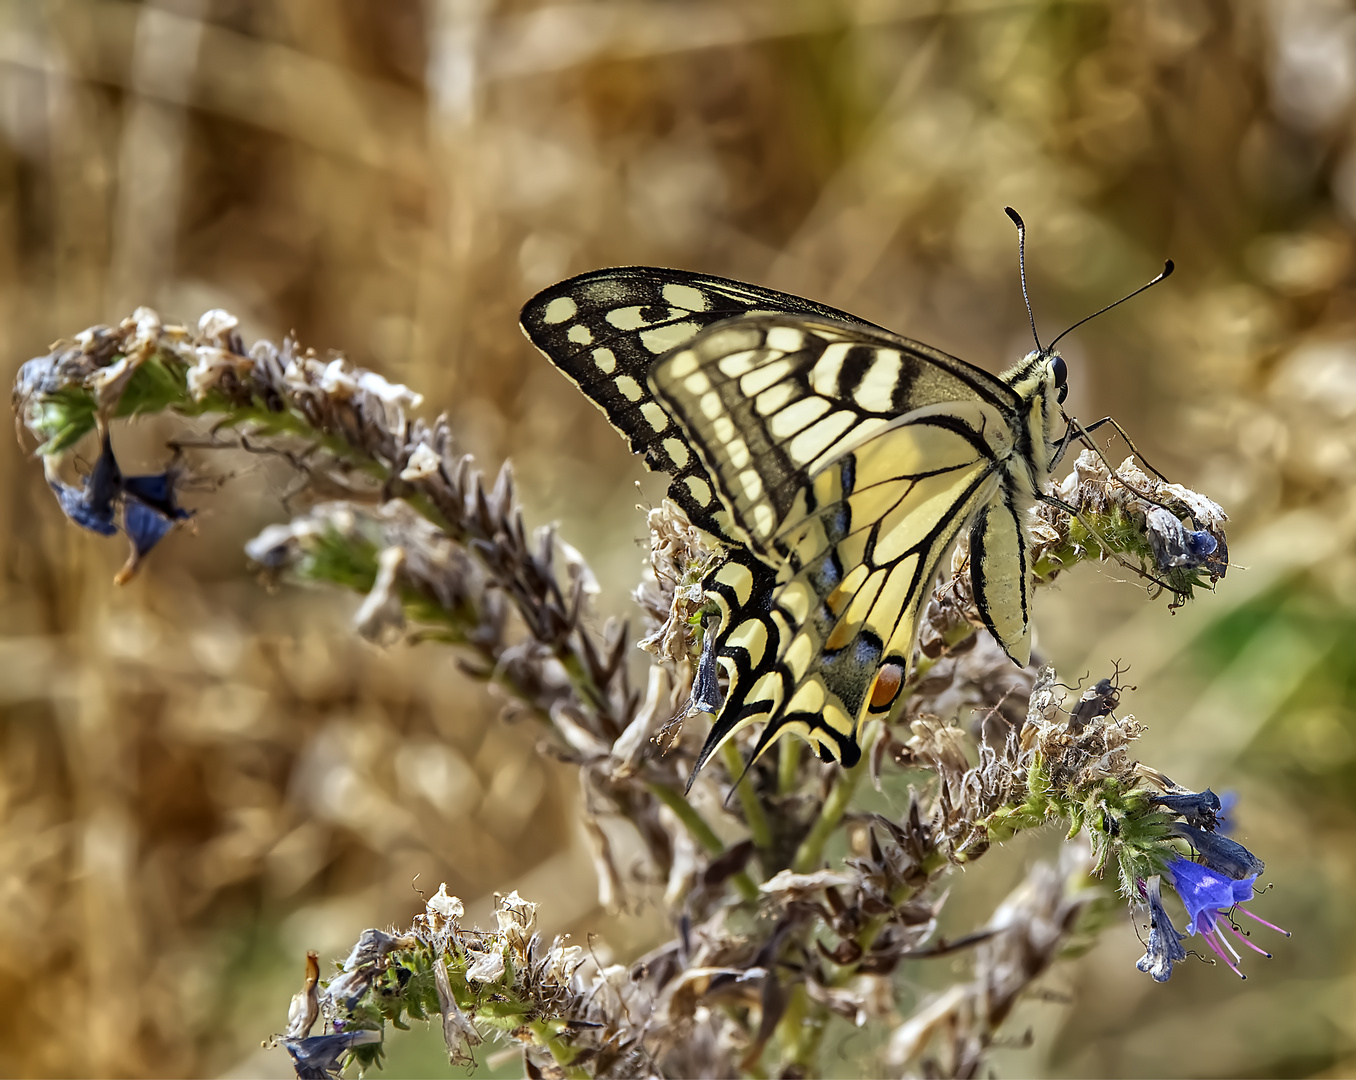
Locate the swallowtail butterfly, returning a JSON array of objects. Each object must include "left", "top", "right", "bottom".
[{"left": 520, "top": 212, "right": 1169, "bottom": 781}]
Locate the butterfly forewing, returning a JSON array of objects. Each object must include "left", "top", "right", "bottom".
[
  {"left": 649, "top": 315, "right": 1020, "bottom": 557},
  {"left": 519, "top": 268, "right": 885, "bottom": 540}
]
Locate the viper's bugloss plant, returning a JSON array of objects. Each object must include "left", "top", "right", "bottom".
[{"left": 12, "top": 308, "right": 1265, "bottom": 1079}]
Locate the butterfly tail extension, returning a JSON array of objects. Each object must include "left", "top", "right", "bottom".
[
  {"left": 685, "top": 551, "right": 785, "bottom": 791},
  {"left": 968, "top": 495, "right": 1033, "bottom": 667},
  {"left": 685, "top": 678, "right": 859, "bottom": 793}
]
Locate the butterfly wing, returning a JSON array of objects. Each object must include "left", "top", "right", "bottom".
[
  {"left": 519, "top": 268, "right": 887, "bottom": 540},
  {"left": 968, "top": 491, "right": 1033, "bottom": 666},
  {"left": 650, "top": 315, "right": 1021, "bottom": 774}
]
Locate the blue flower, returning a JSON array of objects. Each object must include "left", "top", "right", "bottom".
[
  {"left": 1135, "top": 875, "right": 1187, "bottom": 983},
  {"left": 1134, "top": 793, "right": 1288, "bottom": 981},
  {"left": 283, "top": 1030, "right": 381, "bottom": 1079},
  {"left": 45, "top": 431, "right": 190, "bottom": 583},
  {"left": 1165, "top": 856, "right": 1289, "bottom": 979}
]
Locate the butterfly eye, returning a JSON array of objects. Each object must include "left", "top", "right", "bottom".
[{"left": 1050, "top": 355, "right": 1068, "bottom": 404}]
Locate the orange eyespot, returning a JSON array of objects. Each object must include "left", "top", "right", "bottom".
[{"left": 869, "top": 663, "right": 905, "bottom": 711}]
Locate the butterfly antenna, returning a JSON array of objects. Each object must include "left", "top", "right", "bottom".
[
  {"left": 1048, "top": 260, "right": 1175, "bottom": 351},
  {"left": 1005, "top": 206, "right": 1042, "bottom": 352}
]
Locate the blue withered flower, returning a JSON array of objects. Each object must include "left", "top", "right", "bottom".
[
  {"left": 44, "top": 431, "right": 190, "bottom": 583},
  {"left": 46, "top": 431, "right": 122, "bottom": 535},
  {"left": 1149, "top": 787, "right": 1222, "bottom": 830},
  {"left": 117, "top": 469, "right": 191, "bottom": 584},
  {"left": 1170, "top": 822, "right": 1264, "bottom": 881},
  {"left": 1135, "top": 875, "right": 1187, "bottom": 982},
  {"left": 282, "top": 1030, "right": 381, "bottom": 1079},
  {"left": 1145, "top": 507, "right": 1220, "bottom": 571}
]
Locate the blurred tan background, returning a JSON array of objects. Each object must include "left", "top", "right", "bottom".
[{"left": 0, "top": 1, "right": 1353, "bottom": 1076}]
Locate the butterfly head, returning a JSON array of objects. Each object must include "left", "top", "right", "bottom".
[
  {"left": 1007, "top": 347, "right": 1069, "bottom": 409},
  {"left": 1049, "top": 352, "right": 1069, "bottom": 404}
]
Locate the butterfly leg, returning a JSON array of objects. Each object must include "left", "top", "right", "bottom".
[{"left": 1060, "top": 413, "right": 1171, "bottom": 485}]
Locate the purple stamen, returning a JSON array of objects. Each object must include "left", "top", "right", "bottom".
[
  {"left": 1238, "top": 907, "right": 1291, "bottom": 937},
  {"left": 1223, "top": 919, "right": 1272, "bottom": 957},
  {"left": 1212, "top": 921, "right": 1244, "bottom": 964},
  {"left": 1201, "top": 929, "right": 1245, "bottom": 979}
]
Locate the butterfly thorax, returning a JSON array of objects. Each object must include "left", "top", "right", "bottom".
[{"left": 997, "top": 347, "right": 1066, "bottom": 492}]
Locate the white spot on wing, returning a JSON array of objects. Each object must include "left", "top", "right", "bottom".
[
  {"left": 641, "top": 321, "right": 699, "bottom": 355},
  {"left": 788, "top": 411, "right": 855, "bottom": 464},
  {"left": 738, "top": 469, "right": 764, "bottom": 500},
  {"left": 641, "top": 402, "right": 668, "bottom": 432},
  {"left": 662, "top": 282, "right": 710, "bottom": 311},
  {"left": 664, "top": 437, "right": 691, "bottom": 467},
  {"left": 592, "top": 348, "right": 616, "bottom": 374},
  {"left": 606, "top": 306, "right": 648, "bottom": 330},
  {"left": 812, "top": 341, "right": 853, "bottom": 395},
  {"left": 854, "top": 349, "right": 903, "bottom": 411},
  {"left": 685, "top": 475, "right": 712, "bottom": 504},
  {"left": 755, "top": 382, "right": 795, "bottom": 416},
  {"left": 615, "top": 376, "right": 644, "bottom": 401},
  {"left": 713, "top": 415, "right": 735, "bottom": 443},
  {"left": 567, "top": 323, "right": 593, "bottom": 345},
  {"left": 727, "top": 438, "right": 750, "bottom": 469},
  {"left": 667, "top": 351, "right": 698, "bottom": 378},
  {"left": 717, "top": 350, "right": 760, "bottom": 378},
  {"left": 740, "top": 359, "right": 793, "bottom": 397},
  {"left": 543, "top": 296, "right": 577, "bottom": 324},
  {"left": 753, "top": 503, "right": 775, "bottom": 537},
  {"left": 684, "top": 371, "right": 711, "bottom": 395},
  {"left": 769, "top": 396, "right": 831, "bottom": 439},
  {"left": 765, "top": 326, "right": 805, "bottom": 353},
  {"left": 700, "top": 391, "right": 723, "bottom": 419}
]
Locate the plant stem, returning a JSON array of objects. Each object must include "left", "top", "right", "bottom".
[
  {"left": 647, "top": 781, "right": 758, "bottom": 901},
  {"left": 780, "top": 983, "right": 825, "bottom": 1073},
  {"left": 777, "top": 737, "right": 801, "bottom": 796},
  {"left": 791, "top": 745, "right": 868, "bottom": 873},
  {"left": 720, "top": 740, "right": 773, "bottom": 852},
  {"left": 528, "top": 1020, "right": 590, "bottom": 1079}
]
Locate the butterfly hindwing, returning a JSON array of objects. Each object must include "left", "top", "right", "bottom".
[
  {"left": 693, "top": 405, "right": 1006, "bottom": 774},
  {"left": 968, "top": 492, "right": 1033, "bottom": 666}
]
